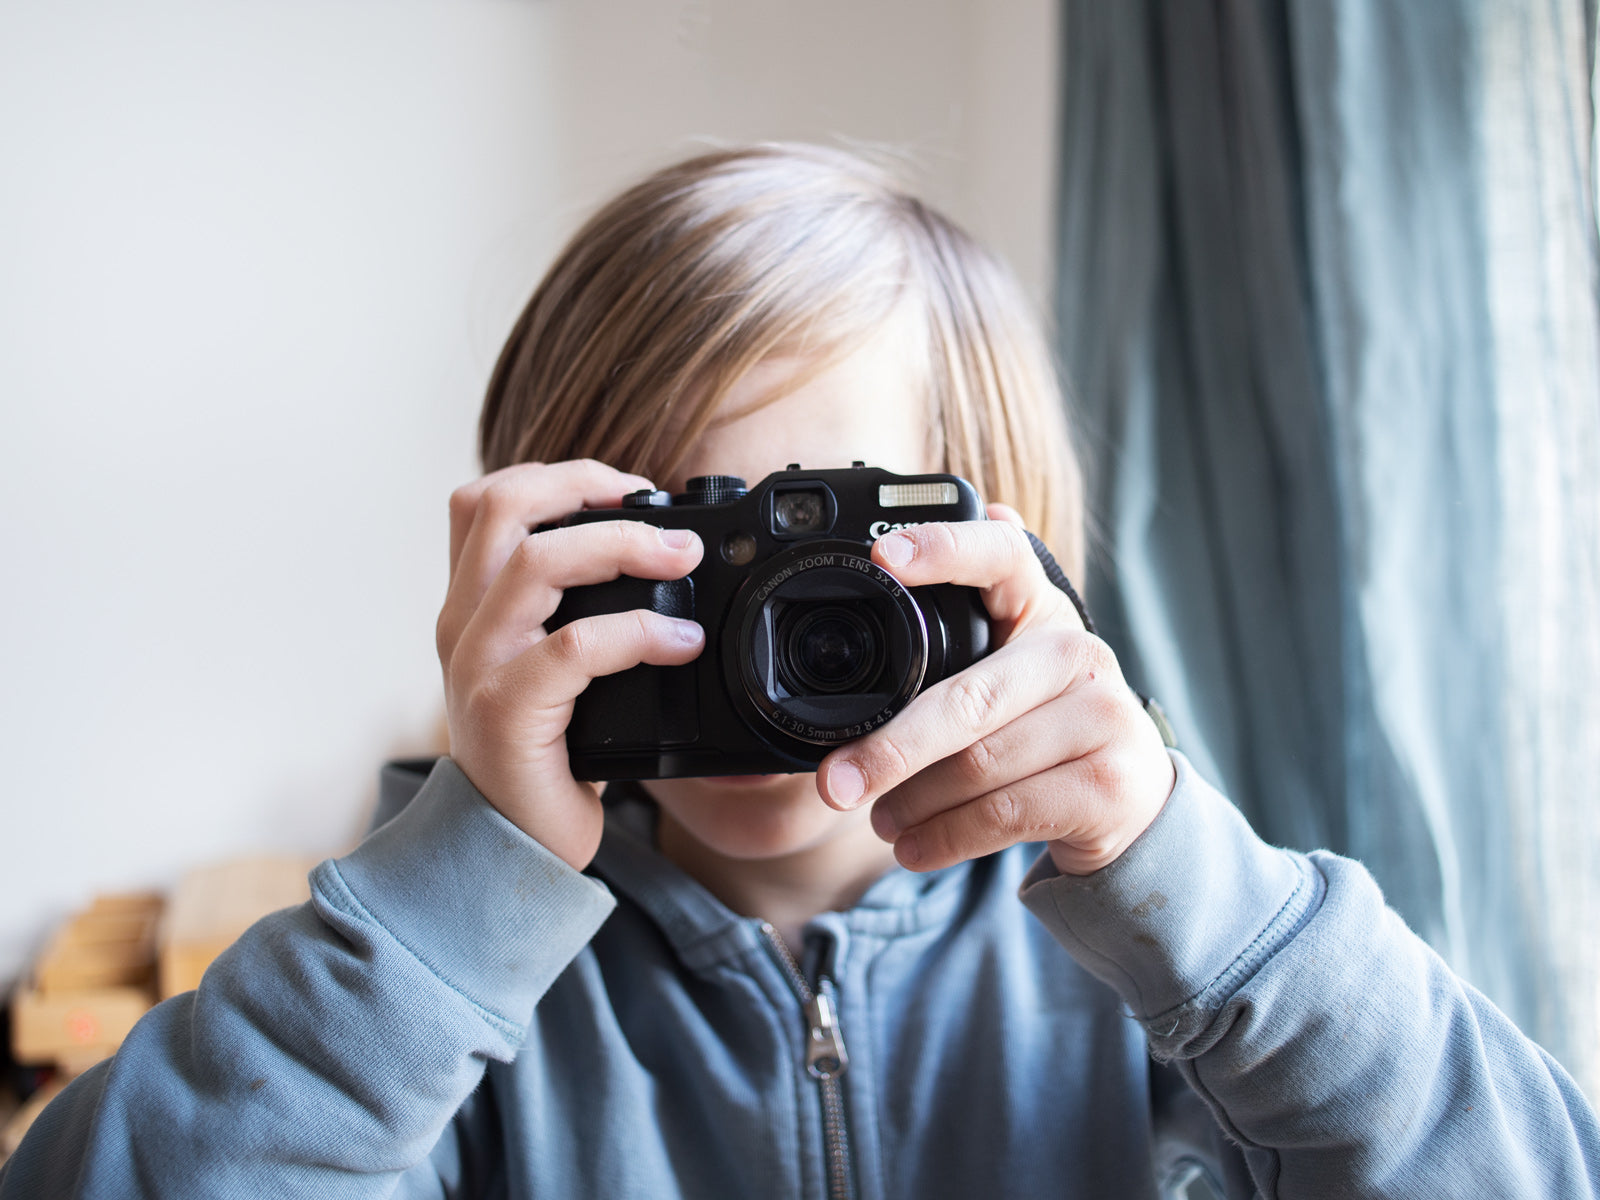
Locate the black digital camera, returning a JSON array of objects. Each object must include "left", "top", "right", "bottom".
[{"left": 547, "top": 464, "right": 992, "bottom": 780}]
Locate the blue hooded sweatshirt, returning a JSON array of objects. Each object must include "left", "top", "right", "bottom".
[{"left": 3, "top": 751, "right": 1596, "bottom": 1198}]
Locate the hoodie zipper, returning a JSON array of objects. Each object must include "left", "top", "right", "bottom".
[{"left": 760, "top": 922, "right": 854, "bottom": 1200}]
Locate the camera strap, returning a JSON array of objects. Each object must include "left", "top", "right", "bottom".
[
  {"left": 1023, "top": 531, "right": 1178, "bottom": 751},
  {"left": 1022, "top": 531, "right": 1095, "bottom": 636}
]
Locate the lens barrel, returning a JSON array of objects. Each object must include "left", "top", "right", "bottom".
[
  {"left": 776, "top": 605, "right": 886, "bottom": 696},
  {"left": 725, "top": 541, "right": 929, "bottom": 746}
]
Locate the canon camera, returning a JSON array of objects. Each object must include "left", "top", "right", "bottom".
[{"left": 547, "top": 464, "right": 992, "bottom": 780}]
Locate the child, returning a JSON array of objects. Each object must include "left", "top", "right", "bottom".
[{"left": 4, "top": 144, "right": 1596, "bottom": 1199}]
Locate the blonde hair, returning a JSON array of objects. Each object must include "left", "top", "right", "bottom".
[{"left": 480, "top": 143, "right": 1084, "bottom": 576}]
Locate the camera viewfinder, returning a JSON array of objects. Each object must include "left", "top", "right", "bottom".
[{"left": 770, "top": 485, "right": 835, "bottom": 537}]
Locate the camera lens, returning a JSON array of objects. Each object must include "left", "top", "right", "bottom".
[
  {"left": 778, "top": 605, "right": 884, "bottom": 695},
  {"left": 727, "top": 541, "right": 930, "bottom": 748},
  {"left": 773, "top": 489, "right": 829, "bottom": 534}
]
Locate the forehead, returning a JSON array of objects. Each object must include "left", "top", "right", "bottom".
[{"left": 665, "top": 315, "right": 936, "bottom": 493}]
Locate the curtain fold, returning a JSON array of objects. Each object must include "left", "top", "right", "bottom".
[{"left": 1056, "top": 0, "right": 1599, "bottom": 1098}]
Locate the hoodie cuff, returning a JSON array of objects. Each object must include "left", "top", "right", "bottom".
[
  {"left": 1018, "top": 750, "right": 1320, "bottom": 1021},
  {"left": 317, "top": 757, "right": 616, "bottom": 1027}
]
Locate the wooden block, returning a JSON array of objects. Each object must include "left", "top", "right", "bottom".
[
  {"left": 11, "top": 983, "right": 152, "bottom": 1067},
  {"left": 53, "top": 916, "right": 153, "bottom": 951},
  {"left": 82, "top": 892, "right": 164, "bottom": 918},
  {"left": 0, "top": 1078, "right": 67, "bottom": 1163},
  {"left": 35, "top": 947, "right": 155, "bottom": 993},
  {"left": 9, "top": 892, "right": 162, "bottom": 1073},
  {"left": 0, "top": 1087, "right": 17, "bottom": 1153},
  {"left": 158, "top": 856, "right": 315, "bottom": 999},
  {"left": 34, "top": 892, "right": 162, "bottom": 994},
  {"left": 59, "top": 890, "right": 157, "bottom": 921}
]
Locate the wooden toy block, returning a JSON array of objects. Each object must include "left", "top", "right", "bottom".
[
  {"left": 0, "top": 1078, "right": 66, "bottom": 1164},
  {"left": 158, "top": 856, "right": 315, "bottom": 999},
  {"left": 11, "top": 891, "right": 164, "bottom": 1071},
  {"left": 33, "top": 892, "right": 162, "bottom": 993},
  {"left": 11, "top": 983, "right": 151, "bottom": 1069}
]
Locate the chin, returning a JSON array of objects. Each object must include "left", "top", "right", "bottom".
[{"left": 643, "top": 773, "right": 856, "bottom": 861}]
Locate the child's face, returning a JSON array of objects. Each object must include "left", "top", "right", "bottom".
[{"left": 641, "top": 312, "right": 936, "bottom": 868}]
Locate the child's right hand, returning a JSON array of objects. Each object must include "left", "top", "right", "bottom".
[{"left": 435, "top": 459, "right": 706, "bottom": 870}]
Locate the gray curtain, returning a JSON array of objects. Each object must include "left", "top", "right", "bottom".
[{"left": 1055, "top": 0, "right": 1600, "bottom": 1099}]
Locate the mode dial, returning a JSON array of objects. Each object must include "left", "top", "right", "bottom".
[{"left": 682, "top": 475, "right": 749, "bottom": 505}]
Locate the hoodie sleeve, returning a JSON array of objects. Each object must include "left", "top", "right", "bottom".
[
  {"left": 1018, "top": 750, "right": 1600, "bottom": 1200},
  {"left": 0, "top": 758, "right": 615, "bottom": 1200}
]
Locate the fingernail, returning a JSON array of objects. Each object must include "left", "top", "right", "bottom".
[
  {"left": 829, "top": 760, "right": 865, "bottom": 807},
  {"left": 659, "top": 527, "right": 696, "bottom": 550},
  {"left": 878, "top": 534, "right": 913, "bottom": 567},
  {"left": 870, "top": 803, "right": 899, "bottom": 840},
  {"left": 898, "top": 831, "right": 923, "bottom": 866},
  {"left": 669, "top": 618, "right": 704, "bottom": 645}
]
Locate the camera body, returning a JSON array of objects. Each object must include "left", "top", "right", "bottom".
[{"left": 547, "top": 464, "right": 991, "bottom": 780}]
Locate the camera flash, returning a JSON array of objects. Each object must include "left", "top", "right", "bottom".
[{"left": 878, "top": 482, "right": 959, "bottom": 508}]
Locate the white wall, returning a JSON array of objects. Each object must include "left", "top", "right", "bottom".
[
  {"left": 546, "top": 0, "right": 1059, "bottom": 308},
  {"left": 0, "top": 0, "right": 1058, "bottom": 986}
]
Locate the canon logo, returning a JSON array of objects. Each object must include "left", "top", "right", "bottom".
[{"left": 869, "top": 520, "right": 924, "bottom": 538}]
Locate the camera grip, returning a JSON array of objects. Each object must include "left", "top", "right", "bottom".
[{"left": 548, "top": 576, "right": 700, "bottom": 756}]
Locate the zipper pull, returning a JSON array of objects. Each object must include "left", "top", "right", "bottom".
[{"left": 804, "top": 987, "right": 849, "bottom": 1080}]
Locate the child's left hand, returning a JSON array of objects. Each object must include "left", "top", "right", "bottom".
[{"left": 817, "top": 506, "right": 1176, "bottom": 876}]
